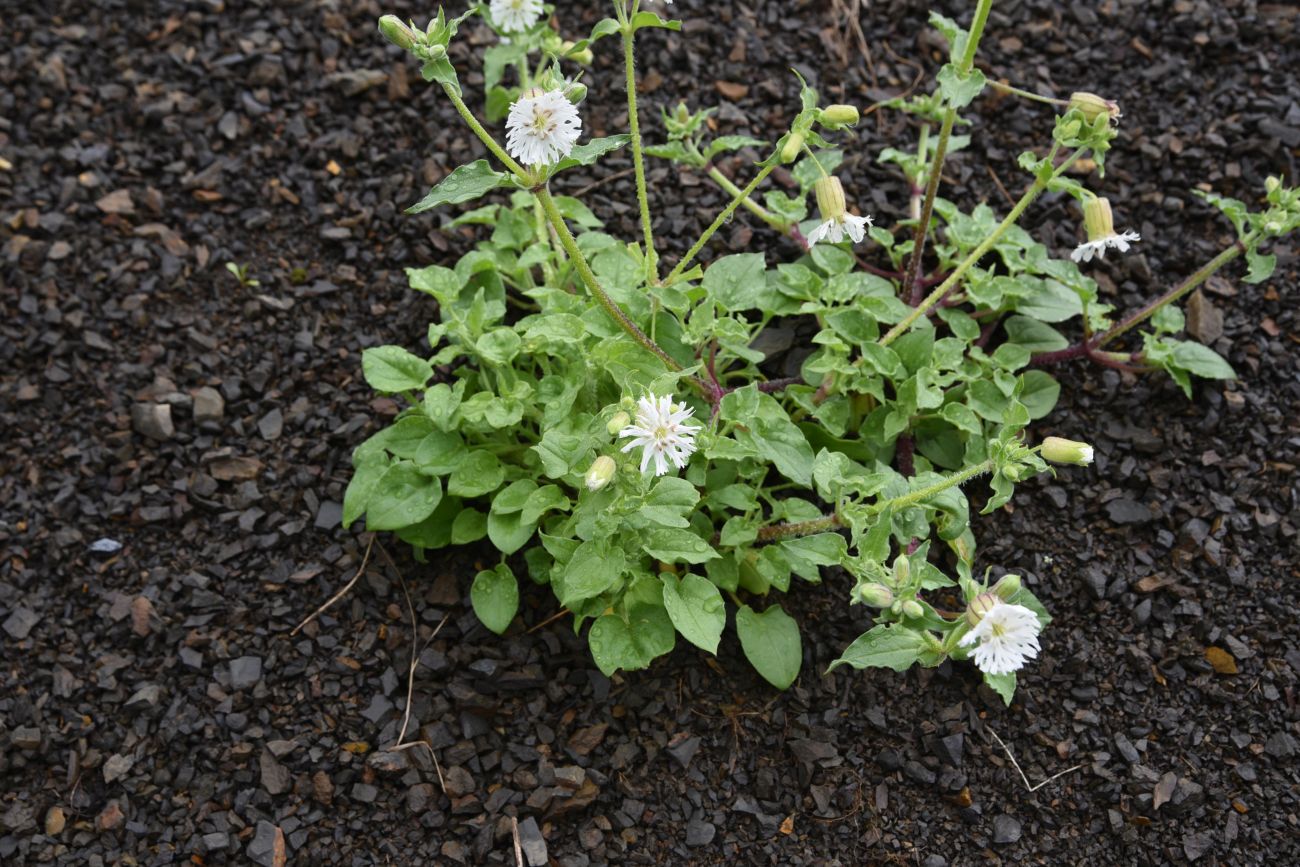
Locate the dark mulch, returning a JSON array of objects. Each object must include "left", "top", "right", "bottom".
[{"left": 3, "top": 0, "right": 1299, "bottom": 864}]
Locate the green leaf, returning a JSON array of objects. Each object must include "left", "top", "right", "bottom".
[
  {"left": 702, "top": 253, "right": 766, "bottom": 311},
  {"left": 828, "top": 624, "right": 927, "bottom": 672},
  {"left": 342, "top": 455, "right": 389, "bottom": 529},
  {"left": 937, "top": 64, "right": 987, "bottom": 109},
  {"left": 642, "top": 528, "right": 719, "bottom": 564},
  {"left": 366, "top": 462, "right": 442, "bottom": 531},
  {"left": 637, "top": 476, "right": 700, "bottom": 528},
  {"left": 407, "top": 160, "right": 512, "bottom": 215},
  {"left": 1004, "top": 315, "right": 1068, "bottom": 353},
  {"left": 587, "top": 17, "right": 621, "bottom": 44},
  {"left": 984, "top": 671, "right": 1017, "bottom": 706},
  {"left": 661, "top": 573, "right": 726, "bottom": 654},
  {"left": 1014, "top": 279, "right": 1083, "bottom": 322},
  {"left": 471, "top": 564, "right": 519, "bottom": 635},
  {"left": 1171, "top": 341, "right": 1236, "bottom": 380},
  {"left": 588, "top": 602, "right": 676, "bottom": 677},
  {"left": 558, "top": 539, "right": 626, "bottom": 607},
  {"left": 1018, "top": 370, "right": 1061, "bottom": 420},
  {"left": 780, "top": 533, "right": 847, "bottom": 581},
  {"left": 723, "top": 388, "right": 814, "bottom": 485},
  {"left": 928, "top": 11, "right": 968, "bottom": 62},
  {"left": 735, "top": 604, "right": 802, "bottom": 690},
  {"left": 630, "top": 10, "right": 682, "bottom": 31},
  {"left": 704, "top": 135, "right": 767, "bottom": 160},
  {"left": 448, "top": 450, "right": 505, "bottom": 497},
  {"left": 1244, "top": 250, "right": 1276, "bottom": 284},
  {"left": 451, "top": 508, "right": 488, "bottom": 544},
  {"left": 476, "top": 328, "right": 522, "bottom": 365},
  {"left": 553, "top": 135, "right": 632, "bottom": 172},
  {"left": 362, "top": 346, "right": 433, "bottom": 393}
]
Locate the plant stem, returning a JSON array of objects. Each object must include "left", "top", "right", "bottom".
[
  {"left": 706, "top": 166, "right": 788, "bottom": 232},
  {"left": 883, "top": 183, "right": 1042, "bottom": 346},
  {"left": 441, "top": 82, "right": 528, "bottom": 181},
  {"left": 623, "top": 29, "right": 658, "bottom": 281},
  {"left": 756, "top": 458, "right": 996, "bottom": 542},
  {"left": 902, "top": 0, "right": 994, "bottom": 303},
  {"left": 1097, "top": 237, "right": 1250, "bottom": 347},
  {"left": 535, "top": 186, "right": 685, "bottom": 374},
  {"left": 668, "top": 163, "right": 777, "bottom": 283},
  {"left": 985, "top": 79, "right": 1069, "bottom": 107}
]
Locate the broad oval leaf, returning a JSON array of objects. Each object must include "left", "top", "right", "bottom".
[
  {"left": 661, "top": 573, "right": 725, "bottom": 654},
  {"left": 366, "top": 462, "right": 442, "bottom": 531},
  {"left": 828, "top": 624, "right": 927, "bottom": 673},
  {"left": 735, "top": 604, "right": 801, "bottom": 690},
  {"left": 471, "top": 564, "right": 519, "bottom": 635},
  {"left": 407, "top": 159, "right": 512, "bottom": 215},
  {"left": 362, "top": 346, "right": 433, "bottom": 393}
]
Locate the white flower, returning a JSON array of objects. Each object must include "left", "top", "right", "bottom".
[
  {"left": 959, "top": 600, "right": 1042, "bottom": 675},
  {"left": 489, "top": 0, "right": 544, "bottom": 33},
  {"left": 807, "top": 212, "right": 873, "bottom": 246},
  {"left": 1070, "top": 229, "right": 1141, "bottom": 263},
  {"left": 505, "top": 88, "right": 583, "bottom": 166},
  {"left": 1071, "top": 196, "right": 1139, "bottom": 263},
  {"left": 617, "top": 395, "right": 700, "bottom": 476}
]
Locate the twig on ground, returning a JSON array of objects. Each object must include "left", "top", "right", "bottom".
[
  {"left": 291, "top": 535, "right": 375, "bottom": 635},
  {"left": 511, "top": 816, "right": 525, "bottom": 867},
  {"left": 986, "top": 727, "right": 1083, "bottom": 793},
  {"left": 571, "top": 167, "right": 635, "bottom": 199},
  {"left": 375, "top": 541, "right": 450, "bottom": 793},
  {"left": 527, "top": 607, "right": 572, "bottom": 634}
]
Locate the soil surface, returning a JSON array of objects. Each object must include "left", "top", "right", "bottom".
[{"left": 3, "top": 0, "right": 1299, "bottom": 864}]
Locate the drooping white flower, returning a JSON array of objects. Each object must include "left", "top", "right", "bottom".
[
  {"left": 959, "top": 597, "right": 1042, "bottom": 675},
  {"left": 1071, "top": 196, "right": 1140, "bottom": 263},
  {"left": 489, "top": 0, "right": 544, "bottom": 33},
  {"left": 617, "top": 394, "right": 700, "bottom": 476},
  {"left": 807, "top": 212, "right": 873, "bottom": 246},
  {"left": 807, "top": 175, "right": 873, "bottom": 246},
  {"left": 505, "top": 88, "right": 583, "bottom": 166}
]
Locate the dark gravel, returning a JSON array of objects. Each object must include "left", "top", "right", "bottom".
[{"left": 2, "top": 0, "right": 1299, "bottom": 864}]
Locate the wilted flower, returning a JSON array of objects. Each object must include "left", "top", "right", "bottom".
[
  {"left": 1072, "top": 196, "right": 1140, "bottom": 263},
  {"left": 617, "top": 394, "right": 700, "bottom": 476},
  {"left": 960, "top": 595, "right": 1042, "bottom": 675},
  {"left": 505, "top": 88, "right": 582, "bottom": 166},
  {"left": 807, "top": 176, "right": 873, "bottom": 246},
  {"left": 489, "top": 0, "right": 544, "bottom": 33}
]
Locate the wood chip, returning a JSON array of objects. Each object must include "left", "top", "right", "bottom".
[
  {"left": 1205, "top": 646, "right": 1238, "bottom": 675},
  {"left": 95, "top": 189, "right": 135, "bottom": 215},
  {"left": 715, "top": 80, "right": 749, "bottom": 100}
]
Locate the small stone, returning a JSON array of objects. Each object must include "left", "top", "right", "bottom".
[
  {"left": 44, "top": 806, "right": 66, "bottom": 835},
  {"left": 3, "top": 607, "right": 39, "bottom": 640},
  {"left": 685, "top": 818, "right": 716, "bottom": 847},
  {"left": 554, "top": 766, "right": 586, "bottom": 790},
  {"left": 246, "top": 820, "right": 286, "bottom": 867},
  {"left": 131, "top": 403, "right": 174, "bottom": 441},
  {"left": 229, "top": 655, "right": 262, "bottom": 690},
  {"left": 1264, "top": 732, "right": 1296, "bottom": 759},
  {"left": 443, "top": 765, "right": 475, "bottom": 798},
  {"left": 260, "top": 749, "right": 291, "bottom": 795},
  {"left": 935, "top": 733, "right": 964, "bottom": 767},
  {"left": 407, "top": 783, "right": 436, "bottom": 813},
  {"left": 258, "top": 407, "right": 283, "bottom": 440},
  {"left": 667, "top": 734, "right": 702, "bottom": 770},
  {"left": 103, "top": 753, "right": 134, "bottom": 783},
  {"left": 351, "top": 783, "right": 378, "bottom": 803},
  {"left": 1106, "top": 498, "right": 1152, "bottom": 525},
  {"left": 992, "top": 814, "right": 1021, "bottom": 844},
  {"left": 96, "top": 800, "right": 125, "bottom": 831},
  {"left": 95, "top": 188, "right": 135, "bottom": 214},
  {"left": 903, "top": 760, "right": 936, "bottom": 785},
  {"left": 518, "top": 816, "right": 547, "bottom": 866},
  {"left": 193, "top": 386, "right": 225, "bottom": 423},
  {"left": 312, "top": 771, "right": 334, "bottom": 805},
  {"left": 11, "top": 726, "right": 41, "bottom": 750},
  {"left": 202, "top": 831, "right": 228, "bottom": 851},
  {"left": 1183, "top": 831, "right": 1213, "bottom": 861},
  {"left": 314, "top": 501, "right": 342, "bottom": 530}
]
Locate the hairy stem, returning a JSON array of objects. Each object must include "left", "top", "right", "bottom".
[
  {"left": 1097, "top": 237, "right": 1250, "bottom": 347},
  {"left": 623, "top": 28, "right": 658, "bottom": 280},
  {"left": 536, "top": 186, "right": 686, "bottom": 375},
  {"left": 441, "top": 82, "right": 528, "bottom": 180},
  {"left": 668, "top": 163, "right": 777, "bottom": 283},
  {"left": 707, "top": 166, "right": 787, "bottom": 231}
]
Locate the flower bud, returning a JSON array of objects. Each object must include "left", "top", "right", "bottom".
[
  {"left": 1081, "top": 197, "right": 1115, "bottom": 244},
  {"left": 890, "top": 600, "right": 904, "bottom": 616},
  {"left": 820, "top": 104, "right": 860, "bottom": 126},
  {"left": 584, "top": 456, "right": 616, "bottom": 491},
  {"left": 1041, "top": 436, "right": 1094, "bottom": 466},
  {"left": 993, "top": 574, "right": 1022, "bottom": 600},
  {"left": 1059, "top": 119, "right": 1082, "bottom": 140},
  {"left": 606, "top": 412, "right": 630, "bottom": 436},
  {"left": 1264, "top": 176, "right": 1281, "bottom": 194},
  {"left": 1068, "top": 91, "right": 1119, "bottom": 123},
  {"left": 425, "top": 43, "right": 448, "bottom": 62},
  {"left": 780, "top": 131, "right": 805, "bottom": 164},
  {"left": 378, "top": 15, "right": 419, "bottom": 51},
  {"left": 564, "top": 81, "right": 589, "bottom": 105},
  {"left": 814, "top": 176, "right": 847, "bottom": 223},
  {"left": 965, "top": 591, "right": 1001, "bottom": 627},
  {"left": 619, "top": 395, "right": 636, "bottom": 411},
  {"left": 562, "top": 41, "right": 594, "bottom": 66},
  {"left": 901, "top": 599, "right": 925, "bottom": 619},
  {"left": 858, "top": 583, "right": 894, "bottom": 607},
  {"left": 891, "top": 553, "right": 910, "bottom": 585}
]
